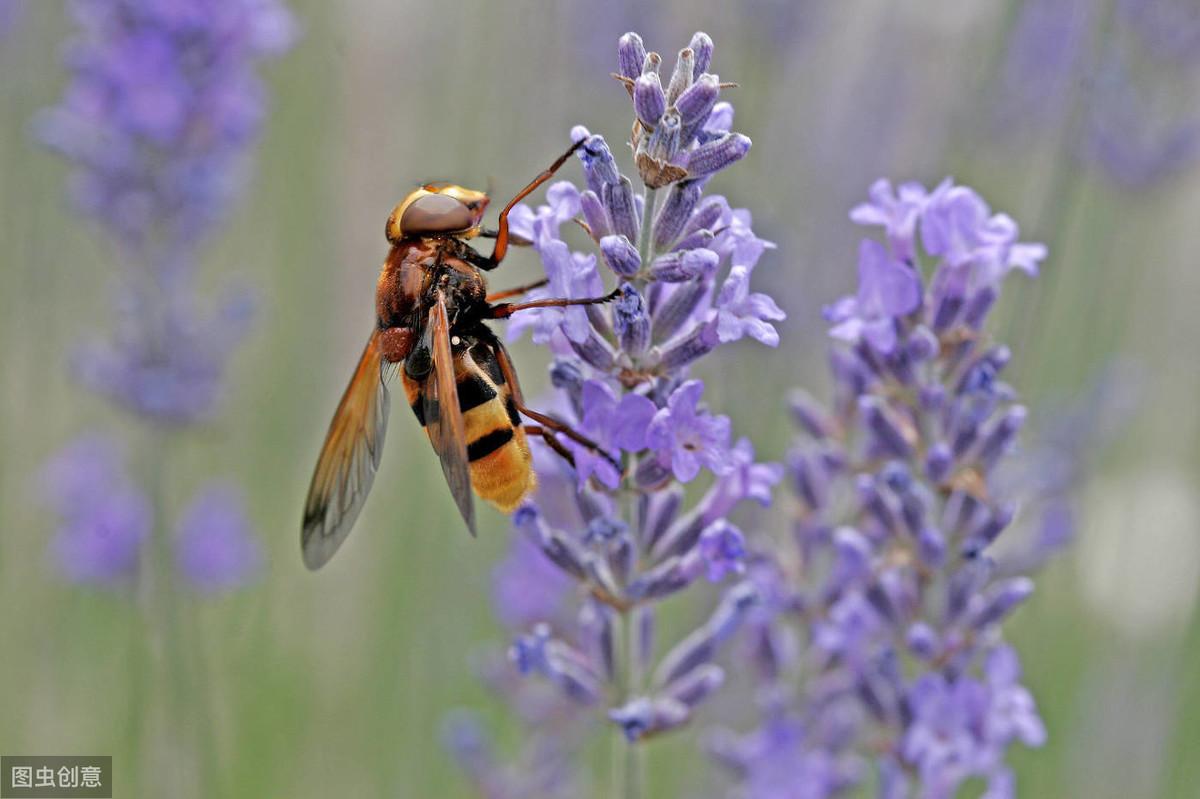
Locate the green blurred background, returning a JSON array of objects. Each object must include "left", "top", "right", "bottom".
[{"left": 2, "top": 1, "right": 1199, "bottom": 796}]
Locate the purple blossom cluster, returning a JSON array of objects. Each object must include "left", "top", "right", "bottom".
[
  {"left": 38, "top": 434, "right": 261, "bottom": 591},
  {"left": 34, "top": 0, "right": 295, "bottom": 424},
  {"left": 34, "top": 0, "right": 293, "bottom": 589},
  {"left": 708, "top": 179, "right": 1049, "bottom": 798},
  {"left": 449, "top": 31, "right": 786, "bottom": 790}
]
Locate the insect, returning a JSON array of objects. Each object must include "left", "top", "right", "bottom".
[{"left": 301, "top": 140, "right": 617, "bottom": 570}]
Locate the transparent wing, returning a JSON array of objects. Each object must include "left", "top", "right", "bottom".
[
  {"left": 423, "top": 292, "right": 477, "bottom": 535},
  {"left": 301, "top": 330, "right": 393, "bottom": 569}
]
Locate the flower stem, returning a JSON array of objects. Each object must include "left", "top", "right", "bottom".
[
  {"left": 637, "top": 187, "right": 658, "bottom": 281},
  {"left": 625, "top": 606, "right": 647, "bottom": 799}
]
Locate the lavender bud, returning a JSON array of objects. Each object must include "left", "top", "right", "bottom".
[
  {"left": 788, "top": 389, "right": 837, "bottom": 439},
  {"left": 859, "top": 397, "right": 914, "bottom": 459},
  {"left": 633, "top": 73, "right": 667, "bottom": 127},
  {"left": 586, "top": 302, "right": 614, "bottom": 340},
  {"left": 576, "top": 487, "right": 611, "bottom": 524},
  {"left": 789, "top": 451, "right": 828, "bottom": 511},
  {"left": 686, "top": 132, "right": 751, "bottom": 178},
  {"left": 919, "top": 383, "right": 946, "bottom": 412},
  {"left": 665, "top": 47, "right": 695, "bottom": 105},
  {"left": 964, "top": 285, "right": 998, "bottom": 329},
  {"left": 648, "top": 248, "right": 719, "bottom": 282},
  {"left": 977, "top": 405, "right": 1027, "bottom": 470},
  {"left": 603, "top": 176, "right": 639, "bottom": 242},
  {"left": 970, "top": 577, "right": 1034, "bottom": 629},
  {"left": 653, "top": 624, "right": 713, "bottom": 688},
  {"left": 600, "top": 234, "right": 641, "bottom": 277},
  {"left": 958, "top": 347, "right": 1011, "bottom": 395},
  {"left": 962, "top": 503, "right": 1016, "bottom": 558},
  {"left": 643, "top": 110, "right": 683, "bottom": 163},
  {"left": 634, "top": 456, "right": 671, "bottom": 489},
  {"left": 914, "top": 524, "right": 943, "bottom": 567},
  {"left": 946, "top": 558, "right": 994, "bottom": 623},
  {"left": 931, "top": 270, "right": 966, "bottom": 332},
  {"left": 627, "top": 555, "right": 694, "bottom": 602},
  {"left": 568, "top": 330, "right": 616, "bottom": 371},
  {"left": 675, "top": 73, "right": 719, "bottom": 126},
  {"left": 944, "top": 489, "right": 983, "bottom": 536},
  {"left": 827, "top": 527, "right": 873, "bottom": 593},
  {"left": 549, "top": 359, "right": 584, "bottom": 415},
  {"left": 509, "top": 623, "right": 552, "bottom": 674},
  {"left": 585, "top": 516, "right": 626, "bottom": 546},
  {"left": 614, "top": 284, "right": 650, "bottom": 356},
  {"left": 924, "top": 442, "right": 953, "bottom": 483},
  {"left": 856, "top": 671, "right": 891, "bottom": 723},
  {"left": 657, "top": 319, "right": 719, "bottom": 370},
  {"left": 664, "top": 663, "right": 724, "bottom": 708},
  {"left": 609, "top": 534, "right": 635, "bottom": 584},
  {"left": 609, "top": 696, "right": 690, "bottom": 741},
  {"left": 671, "top": 228, "right": 714, "bottom": 252},
  {"left": 651, "top": 280, "right": 709, "bottom": 342},
  {"left": 643, "top": 486, "right": 684, "bottom": 552},
  {"left": 516, "top": 506, "right": 588, "bottom": 582},
  {"left": 579, "top": 600, "right": 616, "bottom": 681},
  {"left": 617, "top": 32, "right": 647, "bottom": 81},
  {"left": 580, "top": 190, "right": 611, "bottom": 239},
  {"left": 907, "top": 325, "right": 939, "bottom": 362},
  {"left": 653, "top": 181, "right": 703, "bottom": 251},
  {"left": 706, "top": 582, "right": 759, "bottom": 641},
  {"left": 510, "top": 625, "right": 602, "bottom": 704},
  {"left": 577, "top": 134, "right": 620, "bottom": 192},
  {"left": 685, "top": 196, "right": 726, "bottom": 236},
  {"left": 641, "top": 50, "right": 662, "bottom": 77},
  {"left": 906, "top": 622, "right": 940, "bottom": 661},
  {"left": 865, "top": 582, "right": 900, "bottom": 626},
  {"left": 689, "top": 32, "right": 713, "bottom": 77}
]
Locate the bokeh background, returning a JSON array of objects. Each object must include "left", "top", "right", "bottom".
[{"left": 2, "top": 0, "right": 1199, "bottom": 796}]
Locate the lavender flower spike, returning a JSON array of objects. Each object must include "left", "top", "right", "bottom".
[
  {"left": 457, "top": 30, "right": 786, "bottom": 796},
  {"left": 721, "top": 179, "right": 1052, "bottom": 798}
]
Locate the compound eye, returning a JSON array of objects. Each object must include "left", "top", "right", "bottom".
[{"left": 400, "top": 193, "right": 474, "bottom": 235}]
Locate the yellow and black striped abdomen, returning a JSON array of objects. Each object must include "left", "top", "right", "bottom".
[{"left": 402, "top": 345, "right": 535, "bottom": 512}]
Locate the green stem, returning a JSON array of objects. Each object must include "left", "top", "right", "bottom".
[
  {"left": 624, "top": 607, "right": 646, "bottom": 799},
  {"left": 610, "top": 608, "right": 627, "bottom": 799},
  {"left": 144, "top": 429, "right": 214, "bottom": 799},
  {"left": 636, "top": 187, "right": 658, "bottom": 287}
]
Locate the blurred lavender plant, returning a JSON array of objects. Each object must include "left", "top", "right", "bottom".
[
  {"left": 34, "top": 0, "right": 295, "bottom": 589},
  {"left": 708, "top": 180, "right": 1050, "bottom": 797},
  {"left": 994, "top": 0, "right": 1200, "bottom": 189},
  {"left": 452, "top": 31, "right": 785, "bottom": 796}
]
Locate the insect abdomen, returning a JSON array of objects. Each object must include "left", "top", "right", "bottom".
[{"left": 402, "top": 353, "right": 535, "bottom": 512}]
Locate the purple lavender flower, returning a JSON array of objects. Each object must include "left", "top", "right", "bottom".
[
  {"left": 35, "top": 37, "right": 285, "bottom": 784},
  {"left": 718, "top": 179, "right": 1052, "bottom": 797},
  {"left": 174, "top": 483, "right": 262, "bottom": 592},
  {"left": 824, "top": 240, "right": 921, "bottom": 354},
  {"left": 450, "top": 30, "right": 785, "bottom": 795},
  {"left": 646, "top": 380, "right": 733, "bottom": 483},
  {"left": 39, "top": 435, "right": 151, "bottom": 586},
  {"left": 35, "top": 0, "right": 292, "bottom": 598},
  {"left": 33, "top": 0, "right": 295, "bottom": 424}
]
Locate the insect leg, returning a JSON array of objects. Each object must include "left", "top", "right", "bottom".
[
  {"left": 491, "top": 340, "right": 621, "bottom": 472},
  {"left": 524, "top": 425, "right": 577, "bottom": 467},
  {"left": 477, "top": 228, "right": 533, "bottom": 248},
  {"left": 484, "top": 139, "right": 586, "bottom": 269},
  {"left": 485, "top": 278, "right": 549, "bottom": 302},
  {"left": 488, "top": 288, "right": 621, "bottom": 319}
]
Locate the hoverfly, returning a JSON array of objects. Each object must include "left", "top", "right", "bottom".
[{"left": 301, "top": 140, "right": 616, "bottom": 569}]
